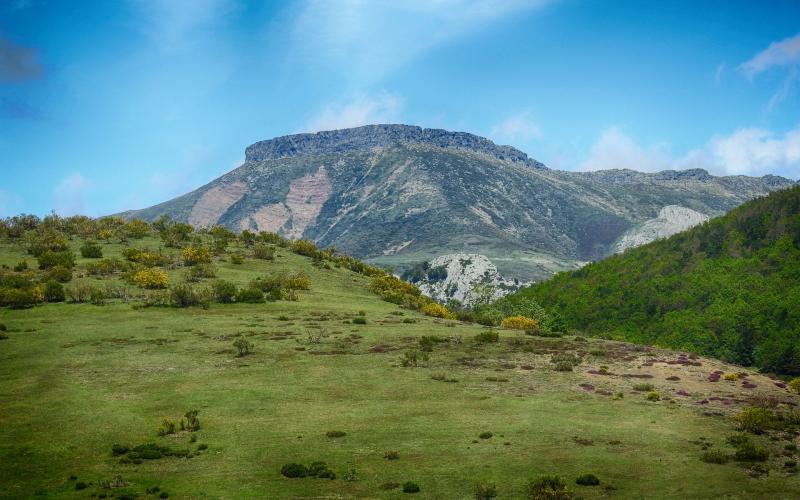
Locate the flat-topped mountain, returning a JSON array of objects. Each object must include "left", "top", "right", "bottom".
[{"left": 121, "top": 124, "right": 795, "bottom": 280}]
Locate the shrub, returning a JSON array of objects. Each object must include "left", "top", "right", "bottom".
[
  {"left": 236, "top": 287, "right": 264, "bottom": 303},
  {"left": 734, "top": 441, "right": 770, "bottom": 462},
  {"left": 400, "top": 350, "right": 429, "bottom": 367},
  {"left": 700, "top": 450, "right": 731, "bottom": 464},
  {"left": 43, "top": 280, "right": 65, "bottom": 302},
  {"left": 789, "top": 378, "right": 800, "bottom": 394},
  {"left": 230, "top": 253, "right": 244, "bottom": 264},
  {"left": 402, "top": 481, "right": 420, "bottom": 493},
  {"left": 733, "top": 407, "right": 775, "bottom": 434},
  {"left": 290, "top": 239, "right": 321, "bottom": 258},
  {"left": 111, "top": 444, "right": 129, "bottom": 456},
  {"left": 525, "top": 475, "right": 572, "bottom": 500},
  {"left": 575, "top": 474, "right": 600, "bottom": 486},
  {"left": 421, "top": 302, "right": 455, "bottom": 319},
  {"left": 554, "top": 361, "right": 573, "bottom": 372},
  {"left": 197, "top": 443, "right": 208, "bottom": 451},
  {"left": 80, "top": 241, "right": 103, "bottom": 258},
  {"left": 45, "top": 265, "right": 73, "bottom": 283},
  {"left": 474, "top": 482, "right": 498, "bottom": 499},
  {"left": 352, "top": 317, "right": 367, "bottom": 325},
  {"left": 37, "top": 250, "right": 75, "bottom": 270},
  {"left": 169, "top": 284, "right": 201, "bottom": 308},
  {"left": 186, "top": 263, "right": 216, "bottom": 282},
  {"left": 0, "top": 287, "right": 40, "bottom": 308},
  {"left": 369, "top": 275, "right": 424, "bottom": 307},
  {"left": 633, "top": 383, "right": 654, "bottom": 392},
  {"left": 252, "top": 244, "right": 275, "bottom": 260},
  {"left": 211, "top": 280, "right": 238, "bottom": 303},
  {"left": 157, "top": 419, "right": 177, "bottom": 436},
  {"left": 646, "top": 392, "right": 661, "bottom": 402},
  {"left": 13, "top": 260, "right": 28, "bottom": 271},
  {"left": 326, "top": 430, "right": 346, "bottom": 438},
  {"left": 501, "top": 315, "right": 539, "bottom": 330},
  {"left": 182, "top": 246, "right": 212, "bottom": 266},
  {"left": 384, "top": 450, "right": 399, "bottom": 460},
  {"left": 307, "top": 461, "right": 336, "bottom": 479},
  {"left": 75, "top": 481, "right": 88, "bottom": 490},
  {"left": 281, "top": 463, "right": 308, "bottom": 478},
  {"left": 233, "top": 336, "right": 253, "bottom": 357},
  {"left": 86, "top": 258, "right": 128, "bottom": 276},
  {"left": 479, "top": 431, "right": 493, "bottom": 439},
  {"left": 474, "top": 330, "right": 499, "bottom": 343},
  {"left": 133, "top": 268, "right": 168, "bottom": 289},
  {"left": 122, "top": 248, "right": 170, "bottom": 267},
  {"left": 183, "top": 410, "right": 200, "bottom": 431}
]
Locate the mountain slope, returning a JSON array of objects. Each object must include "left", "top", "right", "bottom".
[
  {"left": 121, "top": 124, "right": 795, "bottom": 280},
  {"left": 510, "top": 186, "right": 800, "bottom": 375}
]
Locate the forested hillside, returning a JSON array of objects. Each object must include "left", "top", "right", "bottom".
[{"left": 517, "top": 186, "right": 800, "bottom": 375}]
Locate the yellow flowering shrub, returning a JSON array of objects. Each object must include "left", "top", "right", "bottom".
[
  {"left": 182, "top": 246, "right": 212, "bottom": 266},
  {"left": 421, "top": 303, "right": 456, "bottom": 320},
  {"left": 500, "top": 315, "right": 539, "bottom": 330},
  {"left": 133, "top": 268, "right": 168, "bottom": 289}
]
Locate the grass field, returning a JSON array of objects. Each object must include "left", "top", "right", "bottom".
[{"left": 2, "top": 237, "right": 800, "bottom": 498}]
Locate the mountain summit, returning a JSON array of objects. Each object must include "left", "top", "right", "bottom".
[{"left": 122, "top": 124, "right": 795, "bottom": 280}]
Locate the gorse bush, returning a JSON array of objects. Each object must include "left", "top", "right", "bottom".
[
  {"left": 122, "top": 248, "right": 170, "bottom": 267},
  {"left": 421, "top": 302, "right": 455, "bottom": 319},
  {"left": 185, "top": 263, "right": 216, "bottom": 282},
  {"left": 182, "top": 246, "right": 212, "bottom": 266},
  {"left": 43, "top": 280, "right": 65, "bottom": 302},
  {"left": 252, "top": 244, "right": 275, "bottom": 260},
  {"left": 500, "top": 315, "right": 539, "bottom": 330},
  {"left": 733, "top": 407, "right": 775, "bottom": 434},
  {"left": 133, "top": 268, "right": 169, "bottom": 289},
  {"left": 211, "top": 280, "right": 238, "bottom": 303},
  {"left": 474, "top": 330, "right": 499, "bottom": 343},
  {"left": 236, "top": 287, "right": 264, "bottom": 303},
  {"left": 233, "top": 336, "right": 253, "bottom": 357}
]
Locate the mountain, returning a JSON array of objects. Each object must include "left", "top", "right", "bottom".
[
  {"left": 121, "top": 124, "right": 795, "bottom": 281},
  {"left": 507, "top": 185, "right": 800, "bottom": 375}
]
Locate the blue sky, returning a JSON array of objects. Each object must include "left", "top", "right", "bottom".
[{"left": 1, "top": 0, "right": 799, "bottom": 217}]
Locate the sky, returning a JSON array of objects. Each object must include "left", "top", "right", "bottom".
[{"left": 1, "top": 0, "right": 799, "bottom": 217}]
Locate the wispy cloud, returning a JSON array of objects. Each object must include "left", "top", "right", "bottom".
[
  {"left": 53, "top": 173, "right": 91, "bottom": 216},
  {"left": 291, "top": 0, "right": 552, "bottom": 84},
  {"left": 578, "top": 127, "right": 671, "bottom": 172},
  {"left": 490, "top": 112, "right": 542, "bottom": 144},
  {"left": 740, "top": 32, "right": 800, "bottom": 78},
  {"left": 130, "top": 0, "right": 237, "bottom": 52},
  {"left": 305, "top": 91, "right": 404, "bottom": 132},
  {"left": 0, "top": 36, "right": 42, "bottom": 81}
]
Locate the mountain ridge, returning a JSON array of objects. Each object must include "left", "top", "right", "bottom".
[{"left": 120, "top": 124, "right": 796, "bottom": 280}]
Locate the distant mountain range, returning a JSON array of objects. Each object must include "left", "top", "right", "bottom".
[{"left": 121, "top": 124, "right": 795, "bottom": 280}]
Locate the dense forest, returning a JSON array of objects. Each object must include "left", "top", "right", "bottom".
[{"left": 514, "top": 186, "right": 800, "bottom": 375}]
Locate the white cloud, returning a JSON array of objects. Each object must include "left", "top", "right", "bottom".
[
  {"left": 575, "top": 125, "right": 800, "bottom": 179},
  {"left": 490, "top": 112, "right": 542, "bottom": 143},
  {"left": 577, "top": 127, "right": 671, "bottom": 172},
  {"left": 681, "top": 127, "right": 800, "bottom": 177},
  {"left": 53, "top": 173, "right": 91, "bottom": 216},
  {"left": 130, "top": 0, "right": 236, "bottom": 52},
  {"left": 291, "top": 0, "right": 552, "bottom": 83},
  {"left": 740, "top": 32, "right": 800, "bottom": 78},
  {"left": 305, "top": 91, "right": 404, "bottom": 132}
]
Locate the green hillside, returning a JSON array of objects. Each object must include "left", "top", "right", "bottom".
[
  {"left": 515, "top": 186, "right": 800, "bottom": 375},
  {"left": 2, "top": 214, "right": 800, "bottom": 498}
]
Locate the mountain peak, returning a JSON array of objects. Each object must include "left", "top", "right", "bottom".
[{"left": 244, "top": 124, "right": 547, "bottom": 169}]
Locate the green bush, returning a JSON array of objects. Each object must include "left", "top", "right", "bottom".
[
  {"left": 43, "top": 280, "right": 65, "bottom": 302},
  {"left": 252, "top": 244, "right": 275, "bottom": 260},
  {"left": 734, "top": 441, "right": 770, "bottom": 462},
  {"left": 233, "top": 337, "right": 253, "bottom": 357},
  {"left": 633, "top": 383, "right": 654, "bottom": 391},
  {"left": 45, "top": 265, "right": 73, "bottom": 283},
  {"left": 326, "top": 430, "right": 346, "bottom": 438},
  {"left": 0, "top": 287, "right": 40, "bottom": 309},
  {"left": 37, "top": 250, "right": 75, "bottom": 270},
  {"left": 700, "top": 450, "right": 730, "bottom": 464},
  {"left": 281, "top": 463, "right": 308, "bottom": 478},
  {"left": 479, "top": 431, "right": 493, "bottom": 439},
  {"left": 229, "top": 253, "right": 244, "bottom": 264},
  {"left": 553, "top": 361, "right": 573, "bottom": 372},
  {"left": 211, "top": 280, "right": 238, "bottom": 303},
  {"left": 402, "top": 481, "right": 420, "bottom": 493},
  {"left": 236, "top": 287, "right": 264, "bottom": 303},
  {"left": 400, "top": 350, "right": 429, "bottom": 367},
  {"left": 525, "top": 475, "right": 572, "bottom": 499},
  {"left": 474, "top": 482, "right": 498, "bottom": 499},
  {"left": 384, "top": 450, "right": 399, "bottom": 460},
  {"left": 186, "top": 263, "right": 216, "bottom": 282},
  {"left": 646, "top": 392, "right": 661, "bottom": 402},
  {"left": 157, "top": 419, "right": 177, "bottom": 436},
  {"left": 352, "top": 317, "right": 367, "bottom": 325},
  {"left": 170, "top": 284, "right": 201, "bottom": 308},
  {"left": 80, "top": 241, "right": 103, "bottom": 258},
  {"left": 474, "top": 330, "right": 499, "bottom": 343},
  {"left": 575, "top": 474, "right": 600, "bottom": 486}
]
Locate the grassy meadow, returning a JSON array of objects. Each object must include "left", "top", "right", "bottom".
[{"left": 2, "top": 229, "right": 800, "bottom": 499}]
